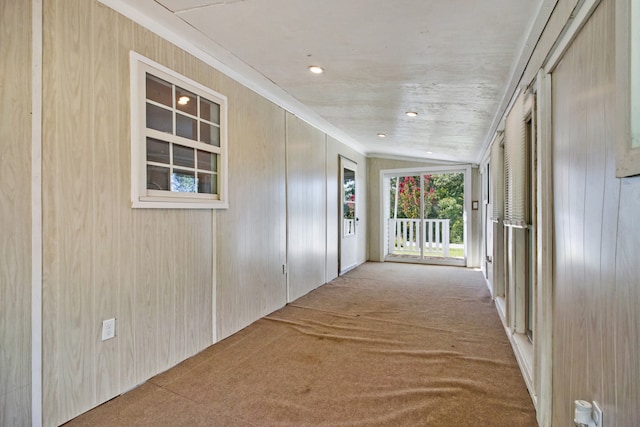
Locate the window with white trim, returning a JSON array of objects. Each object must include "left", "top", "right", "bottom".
[{"left": 130, "top": 52, "right": 228, "bottom": 209}]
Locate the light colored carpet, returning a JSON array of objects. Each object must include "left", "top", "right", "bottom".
[{"left": 65, "top": 262, "right": 537, "bottom": 426}]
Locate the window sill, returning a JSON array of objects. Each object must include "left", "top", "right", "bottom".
[{"left": 132, "top": 199, "right": 228, "bottom": 210}]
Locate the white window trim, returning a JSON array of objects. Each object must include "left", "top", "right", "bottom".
[{"left": 130, "top": 51, "right": 228, "bottom": 209}]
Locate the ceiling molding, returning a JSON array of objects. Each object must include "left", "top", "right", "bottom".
[
  {"left": 98, "top": 0, "right": 368, "bottom": 155},
  {"left": 477, "top": 0, "right": 559, "bottom": 164},
  {"left": 367, "top": 152, "right": 475, "bottom": 167}
]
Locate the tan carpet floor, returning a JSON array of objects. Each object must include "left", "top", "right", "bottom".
[{"left": 65, "top": 262, "right": 537, "bottom": 426}]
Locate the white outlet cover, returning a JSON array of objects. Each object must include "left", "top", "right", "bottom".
[
  {"left": 102, "top": 318, "right": 116, "bottom": 341},
  {"left": 592, "top": 401, "right": 603, "bottom": 427}
]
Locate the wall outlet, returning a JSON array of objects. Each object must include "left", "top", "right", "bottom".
[
  {"left": 592, "top": 401, "right": 603, "bottom": 427},
  {"left": 101, "top": 318, "right": 116, "bottom": 341}
]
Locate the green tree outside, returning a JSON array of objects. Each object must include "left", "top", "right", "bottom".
[{"left": 390, "top": 173, "right": 464, "bottom": 244}]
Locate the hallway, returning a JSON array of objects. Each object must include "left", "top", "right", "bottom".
[{"left": 66, "top": 263, "right": 535, "bottom": 426}]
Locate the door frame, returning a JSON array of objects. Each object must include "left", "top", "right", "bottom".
[
  {"left": 379, "top": 164, "right": 472, "bottom": 266},
  {"left": 338, "top": 156, "right": 358, "bottom": 275}
]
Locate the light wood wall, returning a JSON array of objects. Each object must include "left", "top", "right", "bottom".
[
  {"left": 550, "top": 0, "right": 640, "bottom": 424},
  {"left": 0, "top": 1, "right": 32, "bottom": 425},
  {"left": 326, "top": 137, "right": 340, "bottom": 281},
  {"left": 38, "top": 2, "right": 370, "bottom": 425},
  {"left": 215, "top": 80, "right": 287, "bottom": 340},
  {"left": 42, "top": 2, "right": 215, "bottom": 424},
  {"left": 286, "top": 114, "right": 328, "bottom": 301}
]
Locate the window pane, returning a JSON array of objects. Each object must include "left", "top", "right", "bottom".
[
  {"left": 197, "top": 150, "right": 215, "bottom": 171},
  {"left": 344, "top": 202, "right": 355, "bottom": 220},
  {"left": 200, "top": 122, "right": 220, "bottom": 146},
  {"left": 171, "top": 170, "right": 196, "bottom": 193},
  {"left": 197, "top": 172, "right": 216, "bottom": 194},
  {"left": 176, "top": 113, "right": 197, "bottom": 140},
  {"left": 173, "top": 145, "right": 194, "bottom": 168},
  {"left": 146, "top": 138, "right": 170, "bottom": 164},
  {"left": 146, "top": 103, "right": 172, "bottom": 133},
  {"left": 176, "top": 86, "right": 197, "bottom": 116},
  {"left": 146, "top": 74, "right": 172, "bottom": 107},
  {"left": 147, "top": 165, "right": 170, "bottom": 190},
  {"left": 200, "top": 99, "right": 220, "bottom": 124},
  {"left": 343, "top": 169, "right": 355, "bottom": 202}
]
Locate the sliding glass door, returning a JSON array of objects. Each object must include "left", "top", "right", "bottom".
[{"left": 383, "top": 167, "right": 469, "bottom": 266}]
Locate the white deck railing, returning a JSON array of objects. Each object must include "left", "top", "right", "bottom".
[{"left": 388, "top": 219, "right": 450, "bottom": 257}]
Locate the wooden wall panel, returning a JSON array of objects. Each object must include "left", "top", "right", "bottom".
[
  {"left": 39, "top": 0, "right": 368, "bottom": 423},
  {"left": 215, "top": 78, "right": 287, "bottom": 340},
  {"left": 113, "top": 9, "right": 138, "bottom": 395},
  {"left": 551, "top": 0, "right": 640, "bottom": 424},
  {"left": 520, "top": 0, "right": 581, "bottom": 87},
  {"left": 42, "top": 2, "right": 215, "bottom": 424},
  {"left": 52, "top": 2, "right": 96, "bottom": 421},
  {"left": 0, "top": 1, "right": 32, "bottom": 425},
  {"left": 326, "top": 138, "right": 340, "bottom": 282},
  {"left": 286, "top": 114, "right": 327, "bottom": 301},
  {"left": 93, "top": 2, "right": 122, "bottom": 404}
]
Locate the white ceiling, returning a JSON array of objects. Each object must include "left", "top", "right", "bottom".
[{"left": 117, "top": 0, "right": 553, "bottom": 163}]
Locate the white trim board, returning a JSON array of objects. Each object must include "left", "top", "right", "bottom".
[
  {"left": 534, "top": 69, "right": 553, "bottom": 427},
  {"left": 543, "top": 0, "right": 603, "bottom": 72},
  {"left": 479, "top": 0, "right": 559, "bottom": 164},
  {"left": 31, "top": 0, "right": 43, "bottom": 425}
]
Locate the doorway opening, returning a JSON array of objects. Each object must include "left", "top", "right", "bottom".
[{"left": 381, "top": 167, "right": 470, "bottom": 266}]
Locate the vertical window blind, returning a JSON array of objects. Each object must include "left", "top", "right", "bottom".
[
  {"left": 504, "top": 91, "right": 527, "bottom": 228},
  {"left": 490, "top": 132, "right": 504, "bottom": 223}
]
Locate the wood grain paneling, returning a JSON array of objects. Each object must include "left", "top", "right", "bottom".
[
  {"left": 215, "top": 77, "right": 287, "bottom": 340},
  {"left": 286, "top": 113, "right": 327, "bottom": 301},
  {"left": 521, "top": 0, "right": 581, "bottom": 91},
  {"left": 39, "top": 1, "right": 369, "bottom": 424},
  {"left": 92, "top": 2, "right": 121, "bottom": 404},
  {"left": 42, "top": 2, "right": 215, "bottom": 424},
  {"left": 0, "top": 0, "right": 32, "bottom": 425},
  {"left": 551, "top": 0, "right": 640, "bottom": 424},
  {"left": 114, "top": 8, "right": 137, "bottom": 395},
  {"left": 326, "top": 138, "right": 340, "bottom": 282}
]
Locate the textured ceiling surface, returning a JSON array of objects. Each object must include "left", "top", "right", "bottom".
[{"left": 144, "top": 0, "right": 545, "bottom": 163}]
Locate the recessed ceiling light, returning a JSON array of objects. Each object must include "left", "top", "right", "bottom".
[
  {"left": 177, "top": 96, "right": 190, "bottom": 105},
  {"left": 406, "top": 111, "right": 418, "bottom": 117},
  {"left": 377, "top": 133, "right": 386, "bottom": 138},
  {"left": 308, "top": 66, "right": 325, "bottom": 74},
  {"left": 426, "top": 151, "right": 433, "bottom": 154}
]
